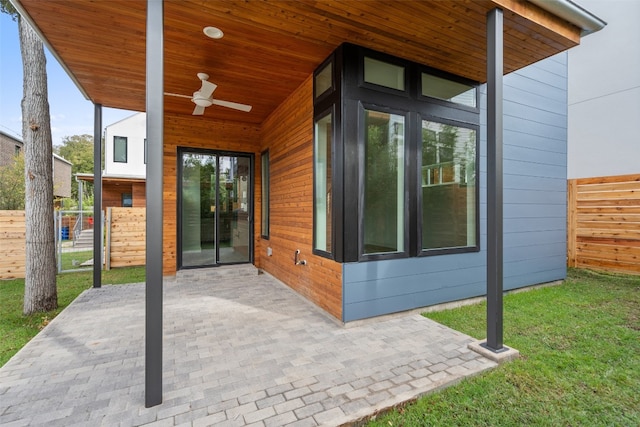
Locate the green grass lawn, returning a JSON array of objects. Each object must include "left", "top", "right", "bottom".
[
  {"left": 0, "top": 267, "right": 145, "bottom": 367},
  {"left": 59, "top": 249, "right": 93, "bottom": 271},
  {"left": 369, "top": 268, "right": 640, "bottom": 426}
]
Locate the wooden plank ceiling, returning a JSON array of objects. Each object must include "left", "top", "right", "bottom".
[{"left": 19, "top": 0, "right": 581, "bottom": 125}]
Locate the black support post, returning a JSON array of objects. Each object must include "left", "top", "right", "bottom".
[
  {"left": 485, "top": 8, "right": 505, "bottom": 352},
  {"left": 145, "top": 0, "right": 164, "bottom": 408},
  {"left": 93, "top": 103, "right": 102, "bottom": 289}
]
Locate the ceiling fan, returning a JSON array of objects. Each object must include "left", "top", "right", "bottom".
[{"left": 165, "top": 73, "right": 252, "bottom": 115}]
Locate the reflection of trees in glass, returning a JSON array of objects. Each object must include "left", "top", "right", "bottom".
[
  {"left": 364, "top": 111, "right": 403, "bottom": 253},
  {"left": 421, "top": 122, "right": 475, "bottom": 185},
  {"left": 421, "top": 121, "right": 476, "bottom": 249},
  {"left": 183, "top": 154, "right": 217, "bottom": 217}
]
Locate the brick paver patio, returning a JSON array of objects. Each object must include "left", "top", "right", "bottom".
[{"left": 0, "top": 267, "right": 496, "bottom": 426}]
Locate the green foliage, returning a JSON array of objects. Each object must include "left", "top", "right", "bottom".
[
  {"left": 369, "top": 269, "right": 640, "bottom": 426},
  {"left": 0, "top": 0, "right": 18, "bottom": 19},
  {"left": 0, "top": 266, "right": 145, "bottom": 366},
  {"left": 0, "top": 151, "right": 26, "bottom": 209},
  {"left": 54, "top": 134, "right": 95, "bottom": 200},
  {"left": 60, "top": 197, "right": 78, "bottom": 210}
]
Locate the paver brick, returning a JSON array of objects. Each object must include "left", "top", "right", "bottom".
[
  {"left": 274, "top": 398, "right": 305, "bottom": 414},
  {"left": 192, "top": 411, "right": 231, "bottom": 427},
  {"left": 244, "top": 406, "right": 276, "bottom": 424},
  {"left": 293, "top": 401, "right": 324, "bottom": 419},
  {"left": 0, "top": 271, "right": 498, "bottom": 427},
  {"left": 264, "top": 411, "right": 298, "bottom": 427},
  {"left": 313, "top": 406, "right": 346, "bottom": 425}
]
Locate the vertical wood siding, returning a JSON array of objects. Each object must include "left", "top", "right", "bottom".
[
  {"left": 0, "top": 210, "right": 26, "bottom": 279},
  {"left": 567, "top": 174, "right": 640, "bottom": 275},
  {"left": 259, "top": 76, "right": 343, "bottom": 320}
]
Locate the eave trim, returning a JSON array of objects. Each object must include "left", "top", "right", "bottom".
[{"left": 528, "top": 0, "right": 607, "bottom": 35}]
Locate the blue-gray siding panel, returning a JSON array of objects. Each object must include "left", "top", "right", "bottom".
[
  {"left": 502, "top": 130, "right": 567, "bottom": 154},
  {"left": 343, "top": 53, "right": 569, "bottom": 322}
]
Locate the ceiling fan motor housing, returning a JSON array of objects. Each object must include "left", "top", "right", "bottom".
[{"left": 192, "top": 92, "right": 213, "bottom": 107}]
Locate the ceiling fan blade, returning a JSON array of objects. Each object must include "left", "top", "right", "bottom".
[
  {"left": 193, "top": 105, "right": 205, "bottom": 115},
  {"left": 164, "top": 92, "right": 192, "bottom": 99},
  {"left": 199, "top": 80, "right": 217, "bottom": 99},
  {"left": 211, "top": 99, "right": 252, "bottom": 112}
]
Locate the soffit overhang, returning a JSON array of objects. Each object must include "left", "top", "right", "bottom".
[{"left": 16, "top": 0, "right": 593, "bottom": 124}]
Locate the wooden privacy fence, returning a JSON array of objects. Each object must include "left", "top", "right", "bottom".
[
  {"left": 105, "top": 207, "right": 146, "bottom": 270},
  {"left": 568, "top": 174, "right": 640, "bottom": 275},
  {"left": 0, "top": 211, "right": 26, "bottom": 279}
]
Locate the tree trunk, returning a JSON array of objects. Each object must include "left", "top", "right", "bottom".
[{"left": 19, "top": 16, "right": 57, "bottom": 315}]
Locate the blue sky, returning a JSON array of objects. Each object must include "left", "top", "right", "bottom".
[{"left": 0, "top": 13, "right": 134, "bottom": 147}]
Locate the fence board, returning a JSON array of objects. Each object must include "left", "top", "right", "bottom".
[
  {"left": 0, "top": 211, "right": 26, "bottom": 279},
  {"left": 106, "top": 207, "right": 146, "bottom": 269},
  {"left": 568, "top": 174, "right": 640, "bottom": 275}
]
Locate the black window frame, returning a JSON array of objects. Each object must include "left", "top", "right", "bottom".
[
  {"left": 312, "top": 51, "right": 343, "bottom": 261},
  {"left": 416, "top": 115, "right": 480, "bottom": 257},
  {"left": 313, "top": 43, "right": 480, "bottom": 263},
  {"left": 358, "top": 103, "right": 411, "bottom": 262},
  {"left": 312, "top": 106, "right": 335, "bottom": 258},
  {"left": 418, "top": 66, "right": 480, "bottom": 114},
  {"left": 359, "top": 51, "right": 411, "bottom": 98},
  {"left": 113, "top": 136, "right": 128, "bottom": 163}
]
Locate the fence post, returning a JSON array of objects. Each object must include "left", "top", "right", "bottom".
[
  {"left": 567, "top": 179, "right": 577, "bottom": 268},
  {"left": 57, "top": 210, "right": 62, "bottom": 273},
  {"left": 106, "top": 207, "right": 111, "bottom": 271}
]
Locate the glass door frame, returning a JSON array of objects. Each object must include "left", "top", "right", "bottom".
[{"left": 177, "top": 147, "right": 254, "bottom": 269}]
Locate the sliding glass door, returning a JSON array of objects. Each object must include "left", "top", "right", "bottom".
[{"left": 179, "top": 150, "right": 252, "bottom": 268}]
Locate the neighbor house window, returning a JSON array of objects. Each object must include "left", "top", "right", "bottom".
[
  {"left": 114, "top": 136, "right": 127, "bottom": 163},
  {"left": 363, "top": 109, "right": 405, "bottom": 255},
  {"left": 422, "top": 73, "right": 477, "bottom": 108},
  {"left": 122, "top": 192, "right": 133, "bottom": 207},
  {"left": 261, "top": 150, "right": 270, "bottom": 239},
  {"left": 314, "top": 111, "right": 332, "bottom": 253},
  {"left": 421, "top": 120, "right": 477, "bottom": 250},
  {"left": 15, "top": 145, "right": 21, "bottom": 156}
]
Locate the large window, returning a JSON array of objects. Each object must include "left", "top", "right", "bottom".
[
  {"left": 363, "top": 109, "right": 405, "bottom": 255},
  {"left": 114, "top": 136, "right": 127, "bottom": 163},
  {"left": 312, "top": 44, "right": 479, "bottom": 262},
  {"left": 314, "top": 111, "right": 332, "bottom": 254},
  {"left": 261, "top": 150, "right": 270, "bottom": 239},
  {"left": 421, "top": 121, "right": 477, "bottom": 250}
]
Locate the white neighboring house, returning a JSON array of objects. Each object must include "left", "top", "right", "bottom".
[
  {"left": 77, "top": 112, "right": 147, "bottom": 209},
  {"left": 104, "top": 112, "right": 147, "bottom": 179},
  {"left": 567, "top": 0, "right": 640, "bottom": 179}
]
